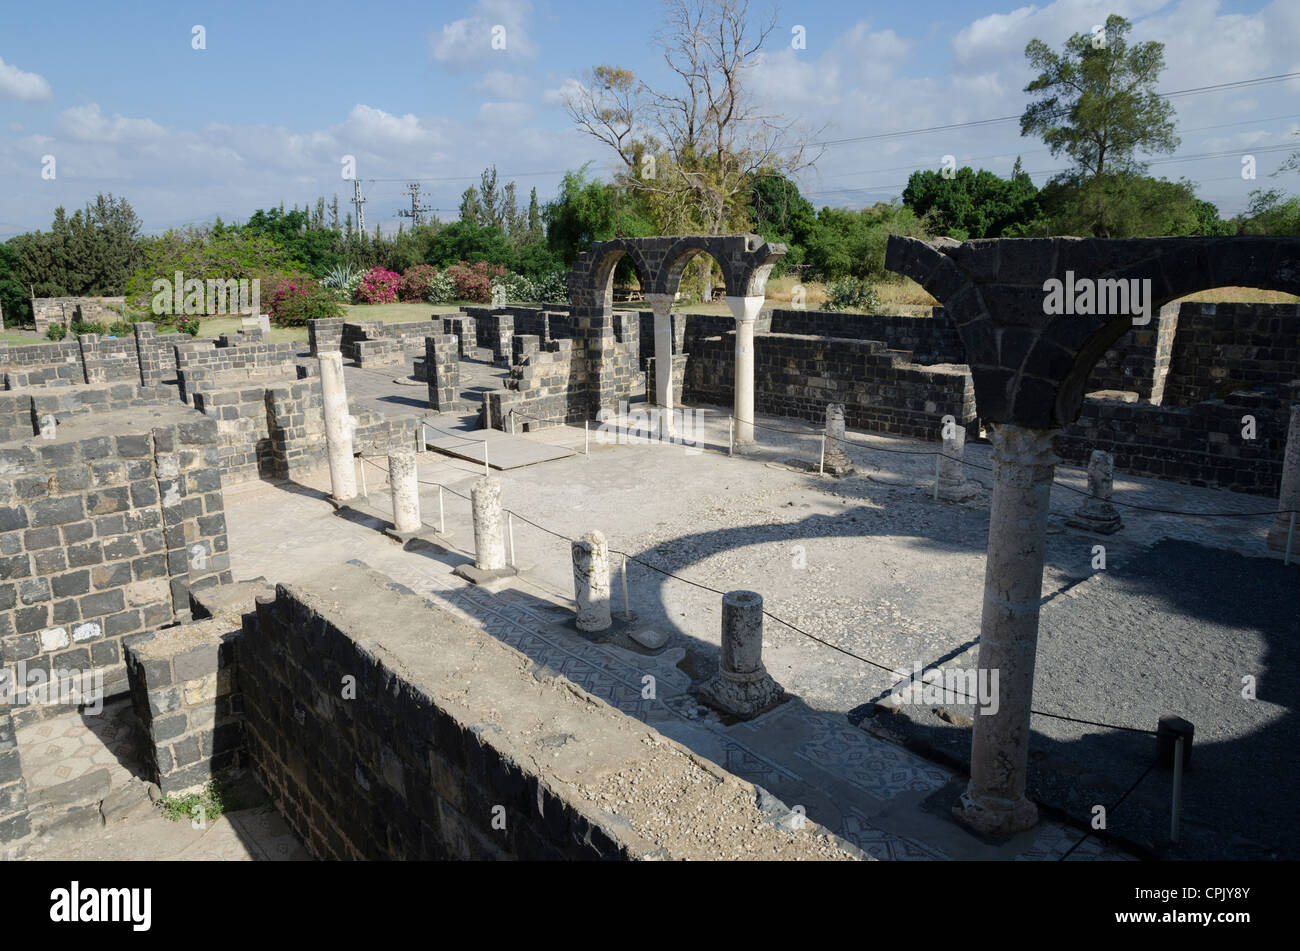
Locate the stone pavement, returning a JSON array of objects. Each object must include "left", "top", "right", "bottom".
[
  {"left": 223, "top": 438, "right": 1138, "bottom": 860},
  {"left": 10, "top": 701, "right": 310, "bottom": 861}
]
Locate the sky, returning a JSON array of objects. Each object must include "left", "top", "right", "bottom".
[{"left": 1, "top": 0, "right": 1297, "bottom": 239}]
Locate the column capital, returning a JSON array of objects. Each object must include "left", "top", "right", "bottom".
[
  {"left": 644, "top": 293, "right": 675, "bottom": 317},
  {"left": 725, "top": 295, "right": 765, "bottom": 323},
  {"left": 990, "top": 422, "right": 1060, "bottom": 472}
]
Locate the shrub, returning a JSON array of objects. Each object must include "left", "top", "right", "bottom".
[
  {"left": 398, "top": 264, "right": 439, "bottom": 302},
  {"left": 266, "top": 277, "right": 344, "bottom": 327},
  {"left": 445, "top": 260, "right": 505, "bottom": 303},
  {"left": 490, "top": 272, "right": 537, "bottom": 305},
  {"left": 69, "top": 319, "right": 109, "bottom": 336},
  {"left": 108, "top": 320, "right": 134, "bottom": 336},
  {"left": 45, "top": 324, "right": 67, "bottom": 341},
  {"left": 533, "top": 269, "right": 569, "bottom": 304},
  {"left": 820, "top": 276, "right": 881, "bottom": 313},
  {"left": 356, "top": 267, "right": 401, "bottom": 304},
  {"left": 179, "top": 318, "right": 202, "bottom": 337},
  {"left": 321, "top": 264, "right": 361, "bottom": 304},
  {"left": 426, "top": 271, "right": 456, "bottom": 305}
]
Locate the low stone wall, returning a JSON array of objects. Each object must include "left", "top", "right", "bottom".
[
  {"left": 307, "top": 317, "right": 344, "bottom": 357},
  {"left": 685, "top": 331, "right": 976, "bottom": 439},
  {"left": 1163, "top": 302, "right": 1300, "bottom": 408},
  {"left": 0, "top": 399, "right": 232, "bottom": 731},
  {"left": 0, "top": 382, "right": 177, "bottom": 445},
  {"left": 488, "top": 339, "right": 589, "bottom": 429},
  {"left": 238, "top": 562, "right": 860, "bottom": 860},
  {"left": 1058, "top": 389, "right": 1294, "bottom": 495},
  {"left": 340, "top": 318, "right": 442, "bottom": 367},
  {"left": 258, "top": 378, "right": 417, "bottom": 482},
  {"left": 766, "top": 307, "right": 966, "bottom": 365},
  {"left": 125, "top": 616, "right": 245, "bottom": 795},
  {"left": 174, "top": 336, "right": 304, "bottom": 404},
  {"left": 31, "top": 297, "right": 126, "bottom": 334}
]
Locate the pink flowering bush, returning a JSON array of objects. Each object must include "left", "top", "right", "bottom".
[
  {"left": 356, "top": 266, "right": 402, "bottom": 304},
  {"left": 398, "top": 264, "right": 439, "bottom": 302},
  {"left": 266, "top": 276, "right": 344, "bottom": 327},
  {"left": 444, "top": 260, "right": 506, "bottom": 303}
]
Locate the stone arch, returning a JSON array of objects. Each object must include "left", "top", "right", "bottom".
[
  {"left": 650, "top": 234, "right": 787, "bottom": 300},
  {"left": 660, "top": 236, "right": 733, "bottom": 298},
  {"left": 567, "top": 240, "right": 655, "bottom": 316},
  {"left": 886, "top": 235, "right": 1300, "bottom": 427}
]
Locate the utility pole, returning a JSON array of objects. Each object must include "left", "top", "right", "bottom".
[
  {"left": 397, "top": 182, "right": 432, "bottom": 230},
  {"left": 352, "top": 180, "right": 367, "bottom": 235}
]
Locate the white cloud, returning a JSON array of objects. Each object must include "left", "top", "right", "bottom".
[
  {"left": 430, "top": 0, "right": 537, "bottom": 69},
  {"left": 57, "top": 105, "right": 166, "bottom": 143},
  {"left": 542, "top": 77, "right": 584, "bottom": 108},
  {"left": 0, "top": 56, "right": 52, "bottom": 102}
]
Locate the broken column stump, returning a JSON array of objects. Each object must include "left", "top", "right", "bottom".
[
  {"left": 1067, "top": 450, "right": 1123, "bottom": 534},
  {"left": 700, "top": 590, "right": 784, "bottom": 719}
]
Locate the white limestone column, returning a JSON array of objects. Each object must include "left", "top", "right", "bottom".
[
  {"left": 318, "top": 351, "right": 356, "bottom": 502},
  {"left": 471, "top": 477, "right": 507, "bottom": 571},
  {"left": 1267, "top": 405, "right": 1300, "bottom": 552},
  {"left": 388, "top": 448, "right": 420, "bottom": 534},
  {"left": 572, "top": 530, "right": 612, "bottom": 632},
  {"left": 646, "top": 293, "right": 675, "bottom": 440},
  {"left": 955, "top": 423, "right": 1059, "bottom": 836},
  {"left": 726, "top": 295, "right": 764, "bottom": 446}
]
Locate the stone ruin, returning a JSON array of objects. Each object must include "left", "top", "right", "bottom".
[{"left": 1, "top": 232, "right": 1298, "bottom": 860}]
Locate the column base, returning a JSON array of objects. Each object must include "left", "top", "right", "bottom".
[
  {"left": 953, "top": 784, "right": 1039, "bottom": 836},
  {"left": 1266, "top": 521, "right": 1296, "bottom": 553},
  {"left": 936, "top": 480, "right": 979, "bottom": 501},
  {"left": 453, "top": 563, "right": 518, "bottom": 593},
  {"left": 699, "top": 670, "right": 784, "bottom": 720},
  {"left": 1066, "top": 502, "right": 1123, "bottom": 534}
]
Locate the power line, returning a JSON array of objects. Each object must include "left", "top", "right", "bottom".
[{"left": 806, "top": 71, "right": 1300, "bottom": 150}]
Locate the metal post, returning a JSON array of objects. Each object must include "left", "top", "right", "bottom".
[
  {"left": 1171, "top": 736, "right": 1184, "bottom": 844},
  {"left": 933, "top": 453, "right": 940, "bottom": 501},
  {"left": 728, "top": 416, "right": 735, "bottom": 456},
  {"left": 438, "top": 485, "right": 445, "bottom": 535},
  {"left": 584, "top": 420, "right": 589, "bottom": 457},
  {"left": 1286, "top": 511, "right": 1296, "bottom": 566},
  {"left": 621, "top": 552, "right": 631, "bottom": 621},
  {"left": 819, "top": 434, "right": 826, "bottom": 476},
  {"left": 358, "top": 455, "right": 367, "bottom": 497},
  {"left": 421, "top": 424, "right": 427, "bottom": 453},
  {"left": 507, "top": 512, "right": 515, "bottom": 568},
  {"left": 509, "top": 410, "right": 515, "bottom": 436},
  {"left": 484, "top": 441, "right": 490, "bottom": 477}
]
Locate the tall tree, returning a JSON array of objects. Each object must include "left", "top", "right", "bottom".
[
  {"left": 479, "top": 166, "right": 502, "bottom": 229},
  {"left": 565, "top": 0, "right": 821, "bottom": 296},
  {"left": 502, "top": 181, "right": 520, "bottom": 239},
  {"left": 1020, "top": 14, "right": 1178, "bottom": 235},
  {"left": 527, "top": 187, "right": 543, "bottom": 242},
  {"left": 459, "top": 186, "right": 482, "bottom": 224}
]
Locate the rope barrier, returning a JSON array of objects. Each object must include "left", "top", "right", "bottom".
[
  {"left": 1058, "top": 759, "right": 1159, "bottom": 860},
  {"left": 353, "top": 450, "right": 1158, "bottom": 731}
]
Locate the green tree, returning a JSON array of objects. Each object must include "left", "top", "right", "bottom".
[
  {"left": 903, "top": 166, "right": 1040, "bottom": 239},
  {"left": 544, "top": 166, "right": 655, "bottom": 266},
  {"left": 1021, "top": 14, "right": 1178, "bottom": 235},
  {"left": 459, "top": 186, "right": 482, "bottom": 224},
  {"left": 527, "top": 187, "right": 543, "bottom": 243}
]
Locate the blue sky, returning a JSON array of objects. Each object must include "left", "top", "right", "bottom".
[{"left": 1, "top": 0, "right": 1297, "bottom": 238}]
